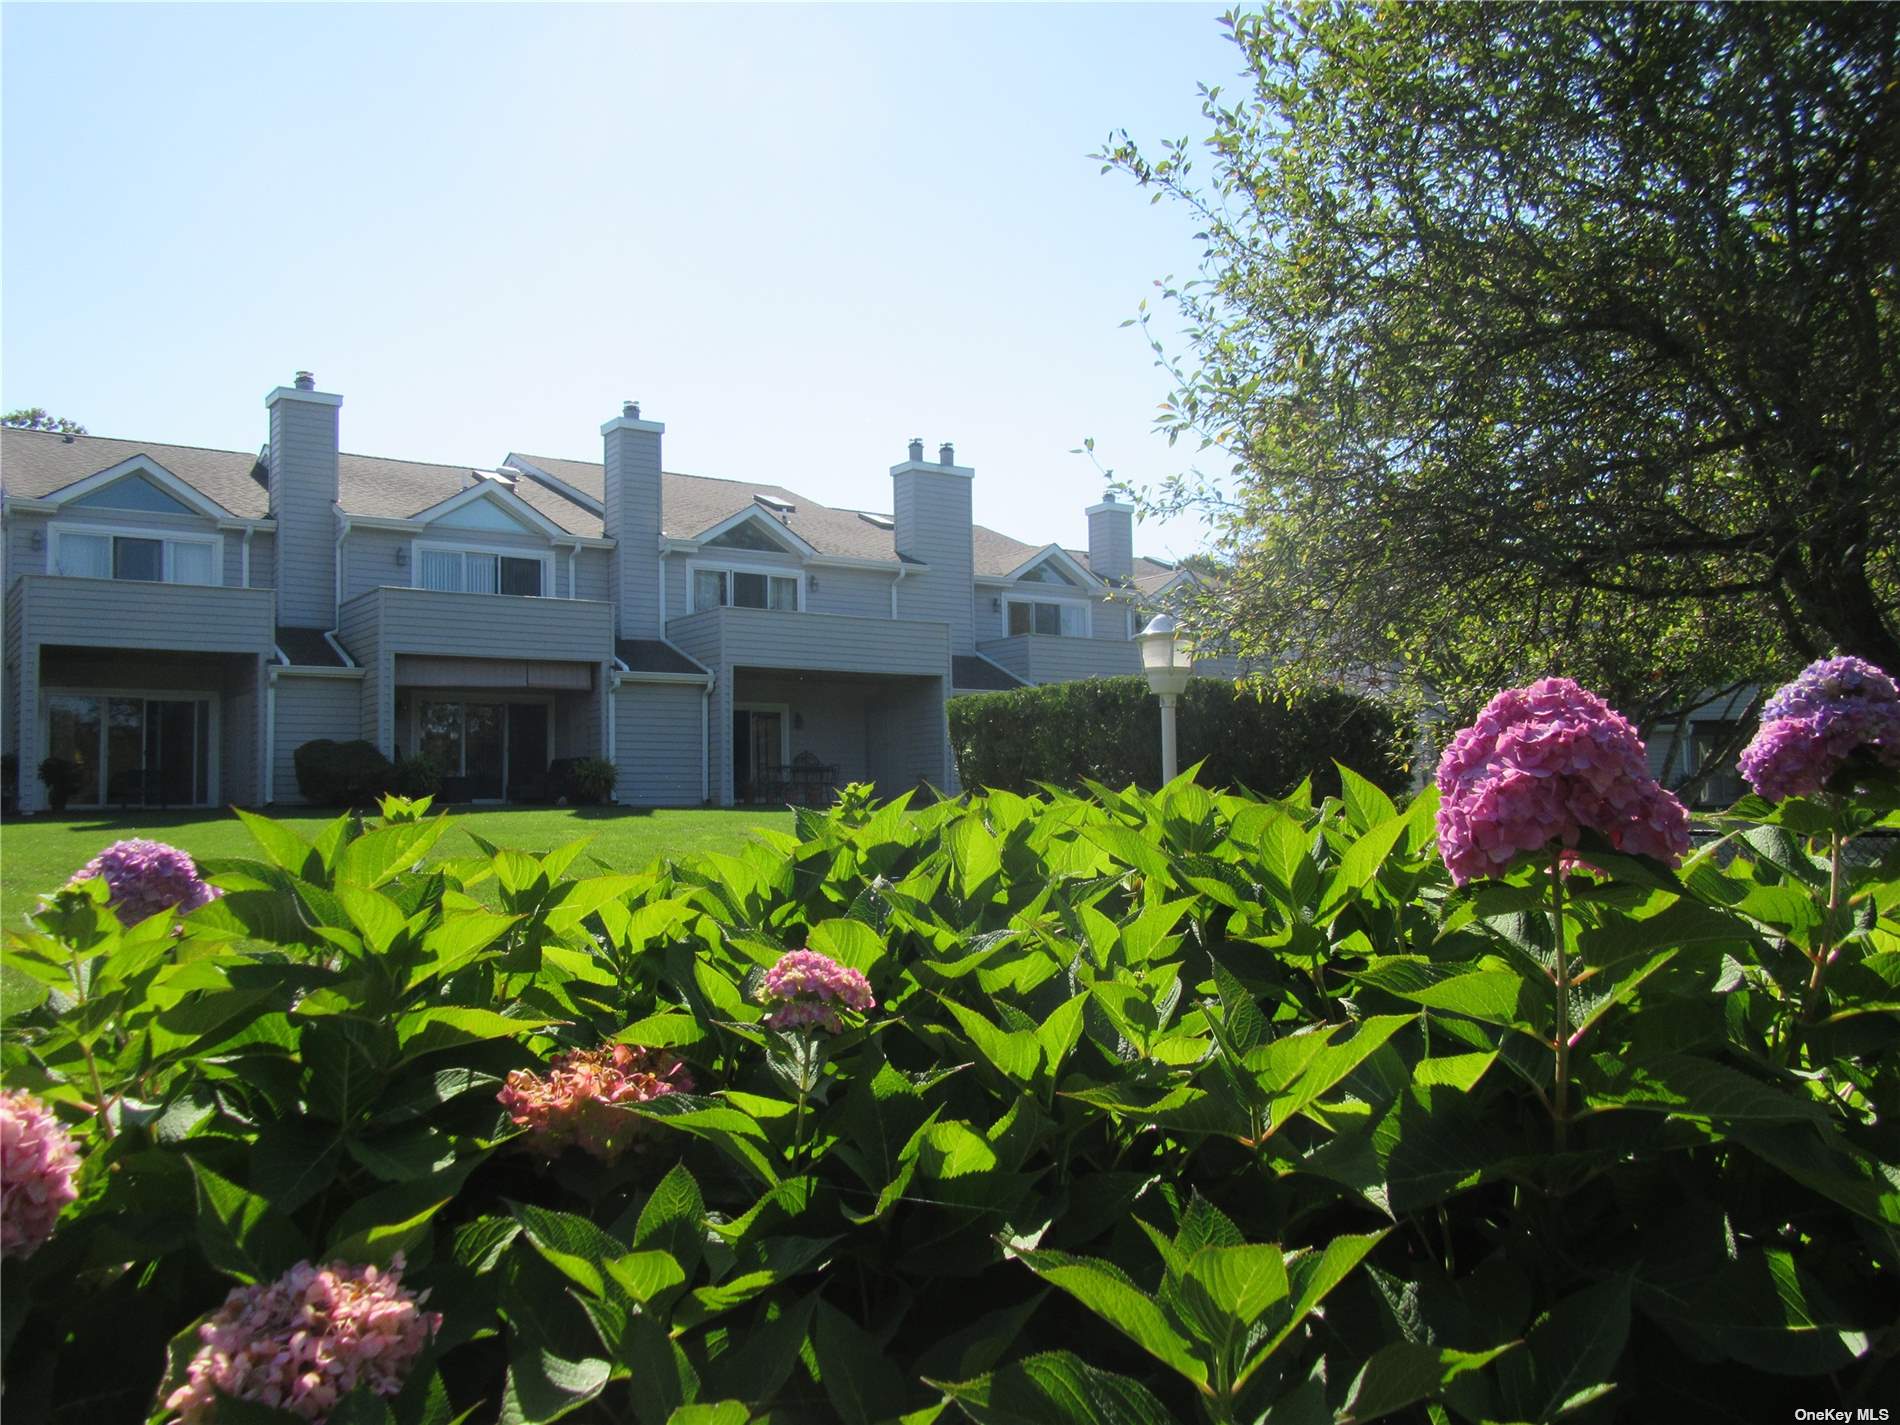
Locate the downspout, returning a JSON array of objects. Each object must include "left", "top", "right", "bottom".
[
  {"left": 607, "top": 655, "right": 628, "bottom": 804},
  {"left": 334, "top": 509, "right": 351, "bottom": 628},
  {"left": 568, "top": 543, "right": 577, "bottom": 600},
  {"left": 241, "top": 527, "right": 253, "bottom": 589},
  {"left": 890, "top": 563, "right": 908, "bottom": 618}
]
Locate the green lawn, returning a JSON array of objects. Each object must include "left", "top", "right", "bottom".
[{"left": 0, "top": 805, "right": 794, "bottom": 927}]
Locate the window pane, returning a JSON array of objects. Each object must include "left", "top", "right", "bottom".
[
  {"left": 500, "top": 557, "right": 541, "bottom": 597},
  {"left": 1059, "top": 603, "right": 1084, "bottom": 637},
  {"left": 1034, "top": 603, "right": 1061, "bottom": 636},
  {"left": 694, "top": 570, "right": 726, "bottom": 611},
  {"left": 732, "top": 572, "right": 768, "bottom": 608},
  {"left": 419, "top": 701, "right": 463, "bottom": 772},
  {"left": 171, "top": 541, "right": 216, "bottom": 585},
  {"left": 46, "top": 695, "right": 102, "bottom": 804},
  {"left": 1008, "top": 602, "right": 1032, "bottom": 636},
  {"left": 466, "top": 554, "right": 499, "bottom": 594},
  {"left": 114, "top": 538, "right": 163, "bottom": 582},
  {"left": 464, "top": 704, "right": 504, "bottom": 799},
  {"left": 420, "top": 550, "right": 461, "bottom": 591},
  {"left": 769, "top": 576, "right": 798, "bottom": 611},
  {"left": 106, "top": 698, "right": 145, "bottom": 802},
  {"left": 55, "top": 533, "right": 110, "bottom": 578}
]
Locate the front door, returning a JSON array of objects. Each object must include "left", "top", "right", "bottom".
[
  {"left": 733, "top": 707, "right": 785, "bottom": 803},
  {"left": 507, "top": 704, "right": 549, "bottom": 800}
]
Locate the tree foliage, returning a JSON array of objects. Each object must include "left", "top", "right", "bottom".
[
  {"left": 3, "top": 408, "right": 86, "bottom": 435},
  {"left": 1104, "top": 2, "right": 1898, "bottom": 726}
]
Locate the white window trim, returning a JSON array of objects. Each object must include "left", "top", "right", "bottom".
[
  {"left": 734, "top": 702, "right": 793, "bottom": 770},
  {"left": 39, "top": 686, "right": 222, "bottom": 808},
  {"left": 1005, "top": 592, "right": 1094, "bottom": 639},
  {"left": 409, "top": 538, "right": 555, "bottom": 597},
  {"left": 686, "top": 559, "right": 806, "bottom": 613},
  {"left": 46, "top": 521, "right": 224, "bottom": 587}
]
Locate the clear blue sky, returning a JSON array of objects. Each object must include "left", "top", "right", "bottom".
[{"left": 4, "top": 3, "right": 1238, "bottom": 558}]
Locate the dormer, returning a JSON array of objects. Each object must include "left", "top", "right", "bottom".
[
  {"left": 40, "top": 455, "right": 235, "bottom": 586},
  {"left": 405, "top": 480, "right": 568, "bottom": 597}
]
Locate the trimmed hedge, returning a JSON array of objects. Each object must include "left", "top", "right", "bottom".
[
  {"left": 292, "top": 738, "right": 396, "bottom": 807},
  {"left": 949, "top": 674, "right": 1408, "bottom": 796}
]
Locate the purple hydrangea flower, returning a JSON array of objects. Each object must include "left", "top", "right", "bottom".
[
  {"left": 1738, "top": 656, "right": 1900, "bottom": 801},
  {"left": 1, "top": 1089, "right": 80, "bottom": 1259},
  {"left": 67, "top": 839, "right": 222, "bottom": 925},
  {"left": 758, "top": 949, "right": 874, "bottom": 1034},
  {"left": 1435, "top": 677, "right": 1691, "bottom": 886},
  {"left": 165, "top": 1253, "right": 441, "bottom": 1422}
]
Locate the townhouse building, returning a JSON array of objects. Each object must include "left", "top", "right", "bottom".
[{"left": 3, "top": 374, "right": 1218, "bottom": 814}]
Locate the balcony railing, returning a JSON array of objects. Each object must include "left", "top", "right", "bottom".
[{"left": 13, "top": 574, "right": 275, "bottom": 654}]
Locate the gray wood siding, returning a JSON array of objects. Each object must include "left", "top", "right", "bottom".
[
  {"left": 809, "top": 566, "right": 891, "bottom": 619},
  {"left": 19, "top": 576, "right": 274, "bottom": 653},
  {"left": 668, "top": 607, "right": 949, "bottom": 678},
  {"left": 272, "top": 675, "right": 364, "bottom": 803},
  {"left": 732, "top": 673, "right": 876, "bottom": 786},
  {"left": 336, "top": 591, "right": 389, "bottom": 750},
  {"left": 892, "top": 471, "right": 975, "bottom": 653},
  {"left": 1087, "top": 506, "right": 1134, "bottom": 581},
  {"left": 369, "top": 587, "right": 613, "bottom": 662},
  {"left": 222, "top": 658, "right": 265, "bottom": 806},
  {"left": 974, "top": 588, "right": 1005, "bottom": 643},
  {"left": 4, "top": 581, "right": 25, "bottom": 767},
  {"left": 604, "top": 426, "right": 663, "bottom": 639},
  {"left": 615, "top": 682, "right": 705, "bottom": 805},
  {"left": 4, "top": 512, "right": 47, "bottom": 588},
  {"left": 269, "top": 395, "right": 340, "bottom": 628},
  {"left": 864, "top": 677, "right": 950, "bottom": 795},
  {"left": 573, "top": 548, "right": 613, "bottom": 604},
  {"left": 976, "top": 633, "right": 1140, "bottom": 684},
  {"left": 249, "top": 532, "right": 276, "bottom": 590}
]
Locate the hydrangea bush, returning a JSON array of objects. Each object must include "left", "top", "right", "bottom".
[
  {"left": 0, "top": 770, "right": 1893, "bottom": 1423},
  {"left": 497, "top": 1042, "right": 692, "bottom": 1160},
  {"left": 757, "top": 947, "right": 875, "bottom": 1033},
  {"left": 1434, "top": 676, "right": 1690, "bottom": 884},
  {"left": 66, "top": 838, "right": 222, "bottom": 925},
  {"left": 1739, "top": 654, "right": 1900, "bottom": 800},
  {"left": 165, "top": 1254, "right": 440, "bottom": 1421},
  {"left": 0, "top": 1089, "right": 80, "bottom": 1259}
]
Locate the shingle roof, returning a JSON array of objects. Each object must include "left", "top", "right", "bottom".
[
  {"left": 2, "top": 428, "right": 270, "bottom": 518},
  {"left": 0, "top": 429, "right": 602, "bottom": 536},
  {"left": 952, "top": 655, "right": 1026, "bottom": 692},
  {"left": 337, "top": 454, "right": 601, "bottom": 536},
  {"left": 510, "top": 454, "right": 904, "bottom": 563},
  {"left": 615, "top": 639, "right": 710, "bottom": 677},
  {"left": 276, "top": 626, "right": 349, "bottom": 667}
]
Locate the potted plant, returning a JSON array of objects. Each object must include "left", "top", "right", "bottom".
[
  {"left": 37, "top": 756, "right": 81, "bottom": 813},
  {"left": 566, "top": 757, "right": 618, "bottom": 806}
]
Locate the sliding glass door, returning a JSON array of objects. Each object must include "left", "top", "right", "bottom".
[
  {"left": 418, "top": 700, "right": 547, "bottom": 801},
  {"left": 43, "top": 693, "right": 215, "bottom": 807}
]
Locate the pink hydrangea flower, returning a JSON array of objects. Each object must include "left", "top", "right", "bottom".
[
  {"left": 1738, "top": 656, "right": 1900, "bottom": 801},
  {"left": 1, "top": 1089, "right": 80, "bottom": 1259},
  {"left": 1435, "top": 677, "right": 1691, "bottom": 886},
  {"left": 758, "top": 949, "right": 874, "bottom": 1034},
  {"left": 165, "top": 1253, "right": 440, "bottom": 1423},
  {"left": 497, "top": 1043, "right": 693, "bottom": 1161},
  {"left": 67, "top": 839, "right": 222, "bottom": 925}
]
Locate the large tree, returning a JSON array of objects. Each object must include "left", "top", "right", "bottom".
[{"left": 1107, "top": 2, "right": 1897, "bottom": 726}]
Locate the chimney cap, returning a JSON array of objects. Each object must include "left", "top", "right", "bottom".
[
  {"left": 938, "top": 441, "right": 956, "bottom": 466},
  {"left": 623, "top": 400, "right": 641, "bottom": 419},
  {"left": 907, "top": 437, "right": 924, "bottom": 460},
  {"left": 294, "top": 371, "right": 316, "bottom": 391}
]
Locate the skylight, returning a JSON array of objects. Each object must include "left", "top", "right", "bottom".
[
  {"left": 858, "top": 511, "right": 895, "bottom": 530},
  {"left": 753, "top": 493, "right": 796, "bottom": 515}
]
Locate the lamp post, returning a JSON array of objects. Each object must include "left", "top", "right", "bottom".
[{"left": 1137, "top": 614, "right": 1195, "bottom": 783}]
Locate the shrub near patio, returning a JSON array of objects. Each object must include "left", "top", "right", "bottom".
[{"left": 2, "top": 670, "right": 1897, "bottom": 1422}]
